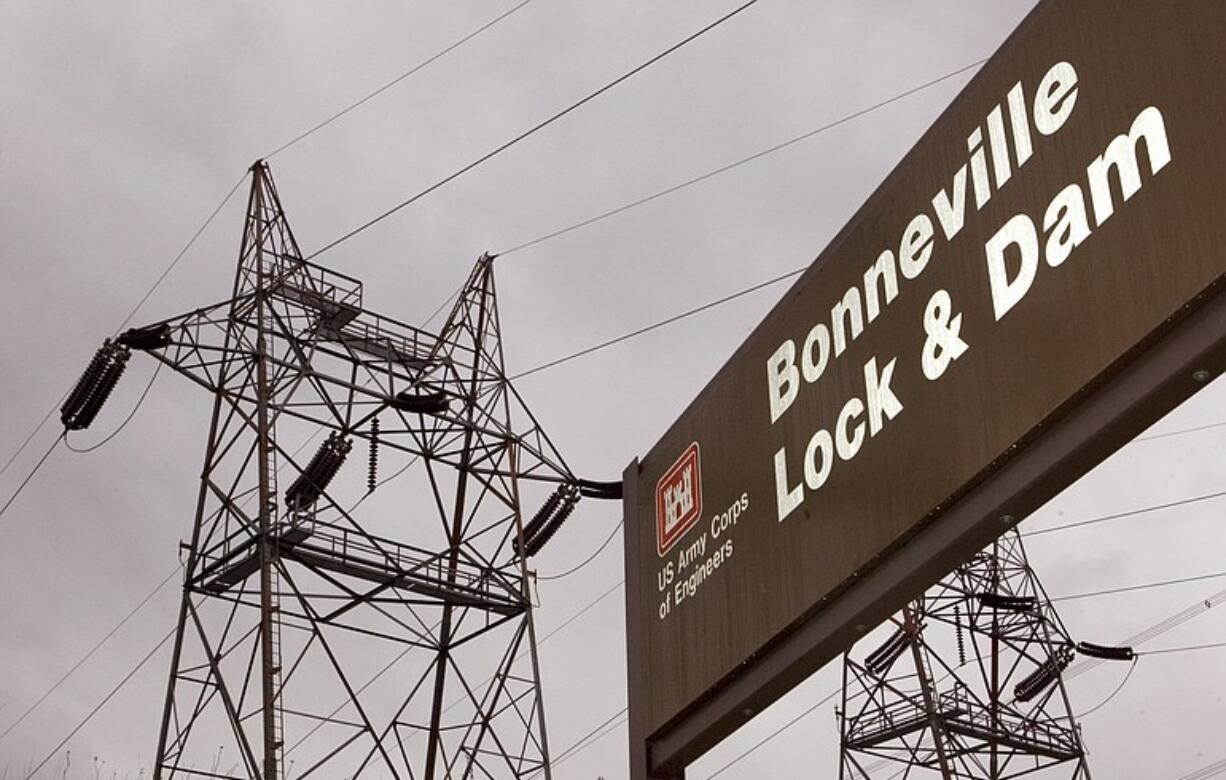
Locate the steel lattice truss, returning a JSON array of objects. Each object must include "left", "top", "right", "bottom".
[
  {"left": 838, "top": 530, "right": 1090, "bottom": 780},
  {"left": 140, "top": 162, "right": 589, "bottom": 778}
]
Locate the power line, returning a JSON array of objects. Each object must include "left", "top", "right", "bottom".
[
  {"left": 538, "top": 518, "right": 624, "bottom": 581},
  {"left": 422, "top": 58, "right": 987, "bottom": 332},
  {"left": 702, "top": 586, "right": 1226, "bottom": 778},
  {"left": 0, "top": 433, "right": 62, "bottom": 525},
  {"left": 1067, "top": 587, "right": 1226, "bottom": 680},
  {"left": 64, "top": 360, "right": 163, "bottom": 454},
  {"left": 1176, "top": 757, "right": 1226, "bottom": 780},
  {"left": 1075, "top": 657, "right": 1137, "bottom": 718},
  {"left": 497, "top": 58, "right": 985, "bottom": 257},
  {"left": 27, "top": 498, "right": 1220, "bottom": 774},
  {"left": 0, "top": 173, "right": 248, "bottom": 488},
  {"left": 286, "top": 578, "right": 625, "bottom": 757},
  {"left": 536, "top": 579, "right": 624, "bottom": 643},
  {"left": 0, "top": 404, "right": 60, "bottom": 482},
  {"left": 1135, "top": 418, "right": 1226, "bottom": 443},
  {"left": 1023, "top": 489, "right": 1226, "bottom": 538},
  {"left": 511, "top": 266, "right": 805, "bottom": 380},
  {"left": 1051, "top": 571, "right": 1226, "bottom": 603},
  {"left": 23, "top": 627, "right": 176, "bottom": 779},
  {"left": 526, "top": 708, "right": 628, "bottom": 779},
  {"left": 264, "top": 0, "right": 535, "bottom": 159},
  {"left": 551, "top": 711, "right": 628, "bottom": 770},
  {"left": 537, "top": 562, "right": 1215, "bottom": 778},
  {"left": 114, "top": 173, "right": 251, "bottom": 336},
  {"left": 706, "top": 688, "right": 842, "bottom": 778},
  {"left": 305, "top": 0, "right": 763, "bottom": 261},
  {"left": 0, "top": 568, "right": 179, "bottom": 743},
  {"left": 1136, "top": 640, "right": 1226, "bottom": 657}
]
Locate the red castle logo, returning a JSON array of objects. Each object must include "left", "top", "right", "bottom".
[{"left": 655, "top": 442, "right": 702, "bottom": 557}]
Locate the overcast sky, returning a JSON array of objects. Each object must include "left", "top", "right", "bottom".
[{"left": 2, "top": 1, "right": 1223, "bottom": 778}]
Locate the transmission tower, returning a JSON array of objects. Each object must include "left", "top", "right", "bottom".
[
  {"left": 837, "top": 530, "right": 1093, "bottom": 779},
  {"left": 92, "top": 161, "right": 617, "bottom": 778}
]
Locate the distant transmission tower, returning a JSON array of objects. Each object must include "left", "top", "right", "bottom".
[
  {"left": 100, "top": 162, "right": 617, "bottom": 778},
  {"left": 837, "top": 530, "right": 1095, "bottom": 779}
]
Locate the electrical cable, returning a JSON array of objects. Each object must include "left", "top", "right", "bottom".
[
  {"left": 286, "top": 578, "right": 625, "bottom": 757},
  {"left": 1075, "top": 657, "right": 1137, "bottom": 718},
  {"left": 12, "top": 139, "right": 1222, "bottom": 760},
  {"left": 1176, "top": 758, "right": 1226, "bottom": 780},
  {"left": 524, "top": 707, "right": 629, "bottom": 779},
  {"left": 1136, "top": 640, "right": 1226, "bottom": 657},
  {"left": 537, "top": 517, "right": 624, "bottom": 581},
  {"left": 1135, "top": 418, "right": 1226, "bottom": 443},
  {"left": 64, "top": 360, "right": 163, "bottom": 454},
  {"left": 0, "top": 403, "right": 62, "bottom": 482},
  {"left": 497, "top": 58, "right": 986, "bottom": 257},
  {"left": 304, "top": 0, "right": 763, "bottom": 261},
  {"left": 27, "top": 523, "right": 1220, "bottom": 774},
  {"left": 1023, "top": 489, "right": 1226, "bottom": 538},
  {"left": 705, "top": 688, "right": 842, "bottom": 778},
  {"left": 1067, "top": 587, "right": 1226, "bottom": 680},
  {"left": 550, "top": 711, "right": 628, "bottom": 770},
  {"left": 23, "top": 627, "right": 176, "bottom": 779},
  {"left": 0, "top": 568, "right": 179, "bottom": 744},
  {"left": 114, "top": 173, "right": 250, "bottom": 336},
  {"left": 601, "top": 480, "right": 1226, "bottom": 776},
  {"left": 0, "top": 433, "right": 63, "bottom": 525},
  {"left": 511, "top": 266, "right": 805, "bottom": 380},
  {"left": 422, "top": 287, "right": 463, "bottom": 329},
  {"left": 264, "top": 0, "right": 535, "bottom": 159},
  {"left": 0, "top": 173, "right": 247, "bottom": 485},
  {"left": 421, "top": 58, "right": 987, "bottom": 337},
  {"left": 1051, "top": 571, "right": 1226, "bottom": 603},
  {"left": 702, "top": 586, "right": 1226, "bottom": 777}
]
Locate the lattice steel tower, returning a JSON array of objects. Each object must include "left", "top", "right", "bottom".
[
  {"left": 111, "top": 162, "right": 615, "bottom": 778},
  {"left": 837, "top": 530, "right": 1091, "bottom": 779}
]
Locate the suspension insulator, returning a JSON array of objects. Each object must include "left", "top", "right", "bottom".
[
  {"left": 390, "top": 388, "right": 449, "bottom": 415},
  {"left": 1014, "top": 647, "right": 1074, "bottom": 702},
  {"left": 285, "top": 432, "right": 352, "bottom": 510},
  {"left": 517, "top": 484, "right": 580, "bottom": 557},
  {"left": 117, "top": 323, "right": 172, "bottom": 351},
  {"left": 1075, "top": 641, "right": 1135, "bottom": 661},
  {"left": 61, "top": 340, "right": 131, "bottom": 431},
  {"left": 866, "top": 627, "right": 911, "bottom": 676},
  {"left": 955, "top": 605, "right": 966, "bottom": 667},
  {"left": 524, "top": 489, "right": 579, "bottom": 557},
  {"left": 977, "top": 592, "right": 1036, "bottom": 612},
  {"left": 367, "top": 417, "right": 380, "bottom": 493},
  {"left": 522, "top": 484, "right": 568, "bottom": 544}
]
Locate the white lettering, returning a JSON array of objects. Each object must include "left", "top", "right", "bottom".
[
  {"left": 831, "top": 287, "right": 864, "bottom": 356},
  {"left": 835, "top": 398, "right": 866, "bottom": 461},
  {"left": 899, "top": 214, "right": 935, "bottom": 279},
  {"left": 862, "top": 250, "right": 899, "bottom": 323},
  {"left": 1006, "top": 80, "right": 1033, "bottom": 167},
  {"left": 1034, "top": 61, "right": 1078, "bottom": 136},
  {"left": 986, "top": 213, "right": 1039, "bottom": 320},
  {"left": 1087, "top": 106, "right": 1172, "bottom": 226},
  {"left": 767, "top": 340, "right": 799, "bottom": 424},
  {"left": 774, "top": 447, "right": 803, "bottom": 522},
  {"left": 864, "top": 357, "right": 903, "bottom": 436},
  {"left": 803, "top": 429, "right": 834, "bottom": 492},
  {"left": 1042, "top": 183, "right": 1091, "bottom": 268},
  {"left": 801, "top": 323, "right": 832, "bottom": 383},
  {"left": 932, "top": 166, "right": 968, "bottom": 241}
]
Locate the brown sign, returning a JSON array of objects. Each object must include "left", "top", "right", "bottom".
[{"left": 624, "top": 1, "right": 1226, "bottom": 776}]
